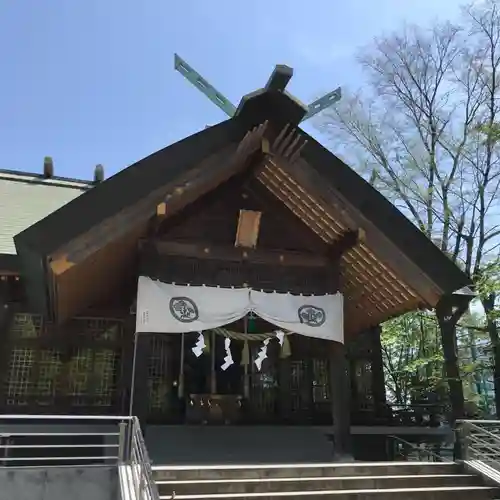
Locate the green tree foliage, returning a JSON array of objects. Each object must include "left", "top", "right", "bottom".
[
  {"left": 381, "top": 312, "right": 444, "bottom": 404},
  {"left": 317, "top": 0, "right": 500, "bottom": 417},
  {"left": 381, "top": 307, "right": 495, "bottom": 416}
]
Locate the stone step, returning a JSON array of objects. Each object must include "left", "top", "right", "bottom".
[
  {"left": 152, "top": 462, "right": 461, "bottom": 481},
  {"left": 156, "top": 474, "right": 481, "bottom": 495},
  {"left": 157, "top": 485, "right": 500, "bottom": 500}
]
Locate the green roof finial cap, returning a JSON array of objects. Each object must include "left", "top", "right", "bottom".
[{"left": 43, "top": 156, "right": 54, "bottom": 178}]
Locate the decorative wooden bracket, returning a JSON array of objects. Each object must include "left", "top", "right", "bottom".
[
  {"left": 328, "top": 229, "right": 365, "bottom": 261},
  {"left": 271, "top": 124, "right": 308, "bottom": 164}
]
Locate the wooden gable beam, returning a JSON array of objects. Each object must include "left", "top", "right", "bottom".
[
  {"left": 49, "top": 122, "right": 271, "bottom": 272},
  {"left": 146, "top": 240, "right": 329, "bottom": 268}
]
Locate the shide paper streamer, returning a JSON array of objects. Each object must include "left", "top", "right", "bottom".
[
  {"left": 275, "top": 330, "right": 285, "bottom": 346},
  {"left": 254, "top": 331, "right": 285, "bottom": 371},
  {"left": 255, "top": 338, "right": 270, "bottom": 371},
  {"left": 192, "top": 332, "right": 206, "bottom": 357},
  {"left": 221, "top": 337, "right": 234, "bottom": 371}
]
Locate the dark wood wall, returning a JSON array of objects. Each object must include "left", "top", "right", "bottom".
[
  {"left": 128, "top": 328, "right": 385, "bottom": 425},
  {"left": 0, "top": 175, "right": 385, "bottom": 421},
  {"left": 159, "top": 174, "right": 327, "bottom": 254},
  {"left": 0, "top": 297, "right": 384, "bottom": 423},
  {"left": 141, "top": 175, "right": 337, "bottom": 295}
]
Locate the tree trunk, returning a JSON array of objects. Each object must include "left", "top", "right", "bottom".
[
  {"left": 436, "top": 298, "right": 466, "bottom": 422},
  {"left": 482, "top": 293, "right": 500, "bottom": 416}
]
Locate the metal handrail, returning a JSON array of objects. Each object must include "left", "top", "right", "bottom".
[
  {"left": 457, "top": 420, "right": 500, "bottom": 425},
  {"left": 454, "top": 420, "right": 500, "bottom": 485},
  {"left": 388, "top": 435, "right": 452, "bottom": 462},
  {"left": 456, "top": 420, "right": 500, "bottom": 467},
  {"left": 459, "top": 421, "right": 500, "bottom": 443},
  {"left": 121, "top": 417, "right": 159, "bottom": 500},
  {"left": 0, "top": 414, "right": 159, "bottom": 500}
]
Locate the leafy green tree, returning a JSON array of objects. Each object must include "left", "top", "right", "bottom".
[
  {"left": 317, "top": 0, "right": 500, "bottom": 418},
  {"left": 381, "top": 312, "right": 444, "bottom": 406}
]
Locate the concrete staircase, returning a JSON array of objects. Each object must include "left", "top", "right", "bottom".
[{"left": 152, "top": 462, "right": 500, "bottom": 499}]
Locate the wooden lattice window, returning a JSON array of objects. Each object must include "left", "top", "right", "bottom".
[
  {"left": 290, "top": 360, "right": 308, "bottom": 413},
  {"left": 68, "top": 319, "right": 122, "bottom": 407},
  {"left": 312, "top": 359, "right": 330, "bottom": 403},
  {"left": 9, "top": 313, "right": 43, "bottom": 339},
  {"left": 93, "top": 350, "right": 117, "bottom": 407},
  {"left": 68, "top": 348, "right": 93, "bottom": 406},
  {"left": 4, "top": 315, "right": 122, "bottom": 410},
  {"left": 250, "top": 343, "right": 278, "bottom": 415},
  {"left": 4, "top": 314, "right": 44, "bottom": 406},
  {"left": 148, "top": 336, "right": 170, "bottom": 412},
  {"left": 6, "top": 348, "right": 34, "bottom": 405},
  {"left": 36, "top": 350, "right": 62, "bottom": 403},
  {"left": 354, "top": 360, "right": 374, "bottom": 409}
]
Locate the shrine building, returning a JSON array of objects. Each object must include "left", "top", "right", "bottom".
[{"left": 0, "top": 64, "right": 472, "bottom": 463}]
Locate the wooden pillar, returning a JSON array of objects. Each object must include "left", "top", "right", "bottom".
[
  {"left": 329, "top": 340, "right": 352, "bottom": 460},
  {"left": 278, "top": 357, "right": 292, "bottom": 422},
  {"left": 370, "top": 325, "right": 386, "bottom": 415},
  {"left": 118, "top": 317, "right": 136, "bottom": 414},
  {"left": 130, "top": 332, "right": 152, "bottom": 429},
  {"left": 0, "top": 279, "right": 15, "bottom": 410}
]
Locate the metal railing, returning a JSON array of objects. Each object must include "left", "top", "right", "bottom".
[
  {"left": 456, "top": 420, "right": 500, "bottom": 466},
  {"left": 455, "top": 420, "right": 500, "bottom": 484},
  {"left": 387, "top": 435, "right": 453, "bottom": 462},
  {"left": 0, "top": 415, "right": 159, "bottom": 500}
]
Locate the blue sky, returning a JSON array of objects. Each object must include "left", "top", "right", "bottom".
[{"left": 0, "top": 0, "right": 467, "bottom": 180}]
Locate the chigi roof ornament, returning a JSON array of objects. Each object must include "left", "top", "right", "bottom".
[
  {"left": 43, "top": 156, "right": 54, "bottom": 178},
  {"left": 173, "top": 53, "right": 341, "bottom": 122}
]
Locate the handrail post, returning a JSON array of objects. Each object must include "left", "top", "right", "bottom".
[
  {"left": 118, "top": 421, "right": 128, "bottom": 464},
  {"left": 1, "top": 435, "right": 10, "bottom": 467},
  {"left": 455, "top": 421, "right": 470, "bottom": 461},
  {"left": 137, "top": 468, "right": 145, "bottom": 500}
]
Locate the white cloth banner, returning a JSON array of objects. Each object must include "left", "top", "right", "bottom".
[
  {"left": 136, "top": 276, "right": 250, "bottom": 333},
  {"left": 136, "top": 276, "right": 343, "bottom": 343},
  {"left": 250, "top": 290, "right": 343, "bottom": 343}
]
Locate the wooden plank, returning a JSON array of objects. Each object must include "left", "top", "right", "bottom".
[
  {"left": 235, "top": 209, "right": 262, "bottom": 248},
  {"left": 147, "top": 240, "right": 329, "bottom": 268},
  {"left": 273, "top": 157, "right": 442, "bottom": 306}
]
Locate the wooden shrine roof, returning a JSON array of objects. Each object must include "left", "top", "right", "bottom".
[{"left": 12, "top": 87, "right": 472, "bottom": 332}]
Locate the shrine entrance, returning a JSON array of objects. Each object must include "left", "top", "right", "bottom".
[
  {"left": 146, "top": 327, "right": 332, "bottom": 426},
  {"left": 160, "top": 320, "right": 287, "bottom": 426}
]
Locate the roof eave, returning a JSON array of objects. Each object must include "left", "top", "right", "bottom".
[
  {"left": 13, "top": 119, "right": 242, "bottom": 258},
  {"left": 299, "top": 131, "right": 472, "bottom": 298}
]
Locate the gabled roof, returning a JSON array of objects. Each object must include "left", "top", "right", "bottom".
[
  {"left": 0, "top": 169, "right": 91, "bottom": 255},
  {"left": 12, "top": 84, "right": 471, "bottom": 330},
  {"left": 299, "top": 131, "right": 469, "bottom": 297},
  {"left": 14, "top": 120, "right": 241, "bottom": 256},
  {"left": 14, "top": 120, "right": 247, "bottom": 317}
]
